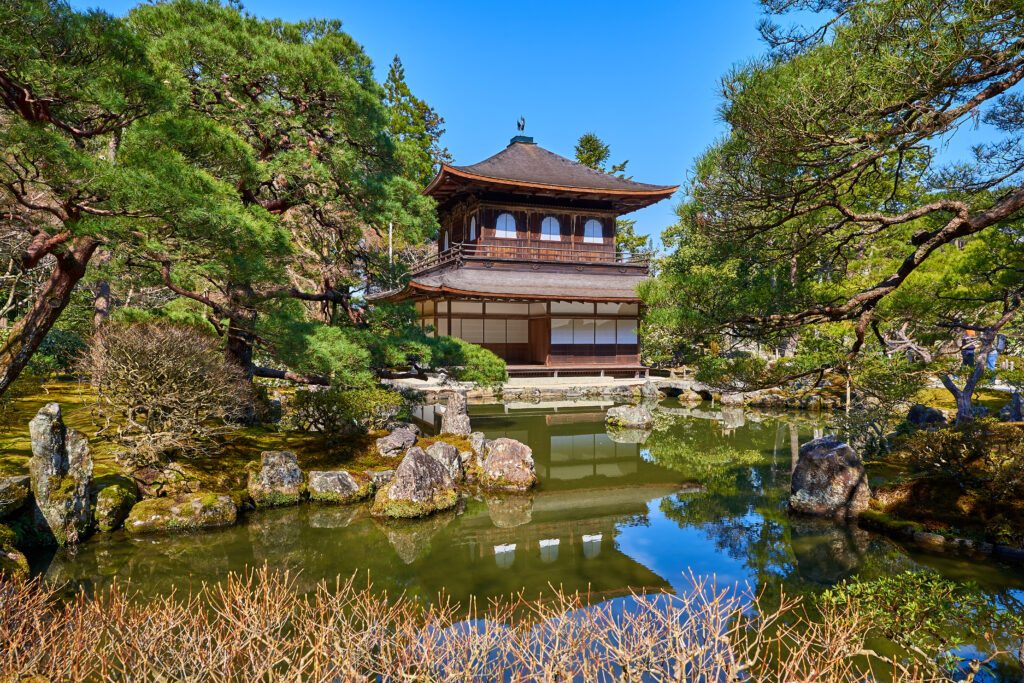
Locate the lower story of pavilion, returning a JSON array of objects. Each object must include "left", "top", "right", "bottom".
[{"left": 414, "top": 297, "right": 644, "bottom": 376}]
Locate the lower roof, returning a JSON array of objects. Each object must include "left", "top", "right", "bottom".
[{"left": 373, "top": 266, "right": 647, "bottom": 302}]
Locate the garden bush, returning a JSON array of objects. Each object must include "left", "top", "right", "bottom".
[
  {"left": 284, "top": 385, "right": 404, "bottom": 438},
  {"left": 894, "top": 420, "right": 1024, "bottom": 503},
  {"left": 81, "top": 323, "right": 252, "bottom": 464}
]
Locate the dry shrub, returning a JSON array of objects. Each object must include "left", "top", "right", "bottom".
[
  {"left": 0, "top": 567, "right": 996, "bottom": 682},
  {"left": 82, "top": 323, "right": 252, "bottom": 464}
]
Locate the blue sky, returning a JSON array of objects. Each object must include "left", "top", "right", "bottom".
[{"left": 76, "top": 0, "right": 779, "bottom": 248}]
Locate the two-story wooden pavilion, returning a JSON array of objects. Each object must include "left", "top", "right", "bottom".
[{"left": 370, "top": 135, "right": 677, "bottom": 376}]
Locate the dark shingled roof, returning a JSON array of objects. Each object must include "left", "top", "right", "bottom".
[
  {"left": 403, "top": 266, "right": 647, "bottom": 301},
  {"left": 449, "top": 140, "right": 676, "bottom": 193}
]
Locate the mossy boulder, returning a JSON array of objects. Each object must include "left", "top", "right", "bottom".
[
  {"left": 124, "top": 493, "right": 237, "bottom": 535},
  {"left": 375, "top": 428, "right": 417, "bottom": 459},
  {"left": 0, "top": 522, "right": 29, "bottom": 579},
  {"left": 307, "top": 470, "right": 374, "bottom": 504},
  {"left": 0, "top": 476, "right": 30, "bottom": 519},
  {"left": 28, "top": 403, "right": 93, "bottom": 546},
  {"left": 425, "top": 442, "right": 463, "bottom": 482},
  {"left": 480, "top": 438, "right": 537, "bottom": 492},
  {"left": 93, "top": 476, "right": 139, "bottom": 532},
  {"left": 439, "top": 391, "right": 471, "bottom": 436},
  {"left": 247, "top": 451, "right": 304, "bottom": 508},
  {"left": 605, "top": 405, "right": 653, "bottom": 429},
  {"left": 371, "top": 447, "right": 457, "bottom": 519}
]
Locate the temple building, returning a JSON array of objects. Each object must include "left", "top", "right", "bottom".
[{"left": 371, "top": 135, "right": 677, "bottom": 376}]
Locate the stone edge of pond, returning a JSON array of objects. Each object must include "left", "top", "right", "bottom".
[{"left": 857, "top": 509, "right": 1024, "bottom": 565}]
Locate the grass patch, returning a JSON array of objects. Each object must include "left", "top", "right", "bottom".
[{"left": 913, "top": 386, "right": 1009, "bottom": 413}]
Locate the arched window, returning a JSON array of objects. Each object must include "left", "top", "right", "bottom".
[
  {"left": 583, "top": 218, "right": 603, "bottom": 244},
  {"left": 495, "top": 212, "right": 516, "bottom": 239},
  {"left": 541, "top": 216, "right": 560, "bottom": 241},
  {"left": 443, "top": 231, "right": 449, "bottom": 251},
  {"left": 468, "top": 215, "right": 476, "bottom": 241}
]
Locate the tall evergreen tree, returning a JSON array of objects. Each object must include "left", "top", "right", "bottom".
[{"left": 383, "top": 55, "right": 452, "bottom": 187}]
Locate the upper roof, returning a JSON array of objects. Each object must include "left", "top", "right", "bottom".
[{"left": 424, "top": 139, "right": 678, "bottom": 213}]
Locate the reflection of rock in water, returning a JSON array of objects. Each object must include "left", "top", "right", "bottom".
[
  {"left": 720, "top": 407, "right": 745, "bottom": 430},
  {"left": 789, "top": 518, "right": 869, "bottom": 585},
  {"left": 486, "top": 495, "right": 533, "bottom": 528},
  {"left": 605, "top": 427, "right": 652, "bottom": 444},
  {"left": 374, "top": 510, "right": 455, "bottom": 565},
  {"left": 308, "top": 504, "right": 361, "bottom": 529},
  {"left": 249, "top": 506, "right": 308, "bottom": 564}
]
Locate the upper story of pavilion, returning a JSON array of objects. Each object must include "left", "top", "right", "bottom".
[{"left": 417, "top": 136, "right": 678, "bottom": 274}]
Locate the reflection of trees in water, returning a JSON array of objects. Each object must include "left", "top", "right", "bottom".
[{"left": 647, "top": 414, "right": 1024, "bottom": 662}]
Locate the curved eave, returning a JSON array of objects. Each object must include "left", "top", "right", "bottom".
[
  {"left": 407, "top": 281, "right": 642, "bottom": 302},
  {"left": 424, "top": 165, "right": 678, "bottom": 212}
]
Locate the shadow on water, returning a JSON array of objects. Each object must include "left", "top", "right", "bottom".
[{"left": 29, "top": 398, "right": 1024, "bottom": 678}]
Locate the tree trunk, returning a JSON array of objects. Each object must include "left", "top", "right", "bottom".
[
  {"left": 92, "top": 280, "right": 110, "bottom": 330},
  {"left": 224, "top": 283, "right": 256, "bottom": 380},
  {"left": 0, "top": 237, "right": 99, "bottom": 395},
  {"left": 939, "top": 364, "right": 984, "bottom": 424}
]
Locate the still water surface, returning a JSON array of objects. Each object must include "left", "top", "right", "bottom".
[{"left": 31, "top": 399, "right": 1024, "bottom": 621}]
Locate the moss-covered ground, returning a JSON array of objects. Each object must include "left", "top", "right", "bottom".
[{"left": 0, "top": 381, "right": 395, "bottom": 492}]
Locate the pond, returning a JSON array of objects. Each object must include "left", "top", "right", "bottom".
[{"left": 26, "top": 398, "right": 1024, "bottom": 673}]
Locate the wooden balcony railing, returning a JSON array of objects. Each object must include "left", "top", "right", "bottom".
[{"left": 409, "top": 242, "right": 651, "bottom": 275}]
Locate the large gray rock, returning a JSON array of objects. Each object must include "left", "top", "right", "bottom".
[
  {"left": 789, "top": 436, "right": 870, "bottom": 519},
  {"left": 371, "top": 447, "right": 457, "bottom": 518},
  {"left": 440, "top": 391, "right": 472, "bottom": 436},
  {"left": 375, "top": 428, "right": 417, "bottom": 459},
  {"left": 605, "top": 404, "right": 654, "bottom": 429},
  {"left": 124, "top": 493, "right": 237, "bottom": 535},
  {"left": 384, "top": 419, "right": 420, "bottom": 436},
  {"left": 906, "top": 403, "right": 948, "bottom": 427},
  {"left": 28, "top": 403, "right": 93, "bottom": 546},
  {"left": 481, "top": 438, "right": 537, "bottom": 492},
  {"left": 308, "top": 470, "right": 373, "bottom": 504},
  {"left": 0, "top": 476, "right": 30, "bottom": 519},
  {"left": 365, "top": 469, "right": 395, "bottom": 488},
  {"left": 720, "top": 392, "right": 745, "bottom": 406},
  {"left": 426, "top": 442, "right": 463, "bottom": 482},
  {"left": 639, "top": 381, "right": 664, "bottom": 400},
  {"left": 247, "top": 451, "right": 304, "bottom": 507}
]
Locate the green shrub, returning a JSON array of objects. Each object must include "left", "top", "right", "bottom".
[
  {"left": 284, "top": 385, "right": 403, "bottom": 439},
  {"left": 894, "top": 420, "right": 1024, "bottom": 502}
]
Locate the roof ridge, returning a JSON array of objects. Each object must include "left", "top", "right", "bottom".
[{"left": 448, "top": 141, "right": 676, "bottom": 193}]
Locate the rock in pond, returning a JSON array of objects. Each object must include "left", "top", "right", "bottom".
[
  {"left": 605, "top": 404, "right": 654, "bottom": 429},
  {"left": 0, "top": 476, "right": 30, "bottom": 519},
  {"left": 789, "top": 436, "right": 870, "bottom": 519},
  {"left": 639, "top": 381, "right": 664, "bottom": 400},
  {"left": 93, "top": 476, "right": 139, "bottom": 533},
  {"left": 426, "top": 442, "right": 463, "bottom": 482},
  {"left": 28, "top": 403, "right": 93, "bottom": 546},
  {"left": 307, "top": 470, "right": 373, "bottom": 504},
  {"left": 440, "top": 391, "right": 472, "bottom": 436},
  {"left": 375, "top": 428, "right": 417, "bottom": 459},
  {"left": 371, "top": 447, "right": 457, "bottom": 518},
  {"left": 124, "top": 493, "right": 237, "bottom": 535},
  {"left": 247, "top": 451, "right": 304, "bottom": 507},
  {"left": 481, "top": 438, "right": 537, "bottom": 492}
]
